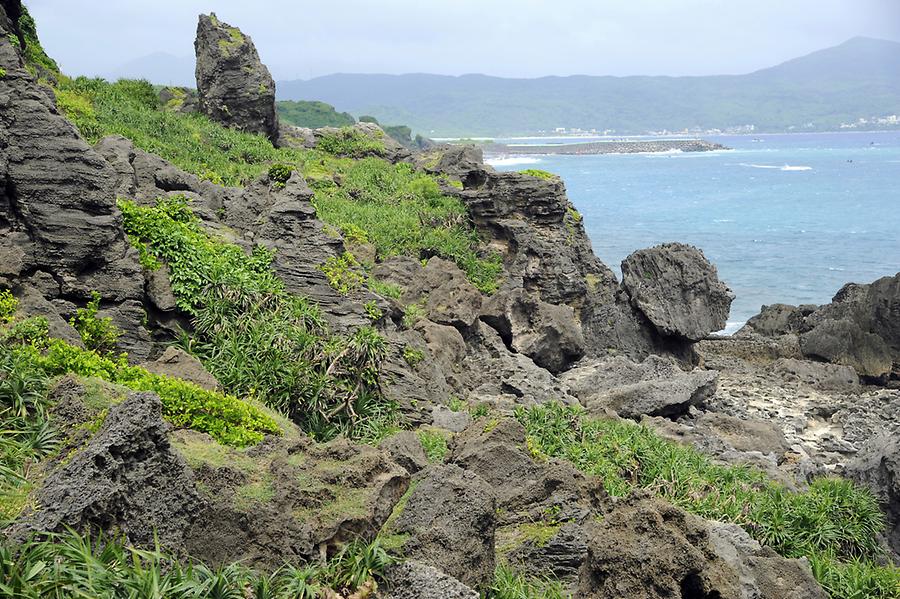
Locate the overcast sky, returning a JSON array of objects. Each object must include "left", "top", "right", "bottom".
[{"left": 27, "top": 0, "right": 900, "bottom": 85}]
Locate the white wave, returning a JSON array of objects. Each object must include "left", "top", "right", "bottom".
[
  {"left": 738, "top": 163, "right": 812, "bottom": 171},
  {"left": 485, "top": 156, "right": 542, "bottom": 167},
  {"left": 718, "top": 321, "right": 746, "bottom": 336}
]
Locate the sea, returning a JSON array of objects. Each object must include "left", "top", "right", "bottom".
[{"left": 487, "top": 131, "right": 900, "bottom": 334}]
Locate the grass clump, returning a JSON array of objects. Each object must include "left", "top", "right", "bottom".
[
  {"left": 487, "top": 564, "right": 571, "bottom": 599},
  {"left": 320, "top": 252, "right": 365, "bottom": 295},
  {"left": 520, "top": 169, "right": 557, "bottom": 181},
  {"left": 401, "top": 346, "right": 424, "bottom": 368},
  {"left": 120, "top": 196, "right": 396, "bottom": 441},
  {"left": 0, "top": 530, "right": 393, "bottom": 598},
  {"left": 516, "top": 402, "right": 900, "bottom": 598},
  {"left": 316, "top": 126, "right": 385, "bottom": 158},
  {"left": 416, "top": 428, "right": 449, "bottom": 463}
]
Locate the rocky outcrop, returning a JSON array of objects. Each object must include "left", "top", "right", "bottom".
[
  {"left": 384, "top": 463, "right": 496, "bottom": 588},
  {"left": 8, "top": 392, "right": 204, "bottom": 549},
  {"left": 621, "top": 242, "right": 733, "bottom": 341},
  {"left": 562, "top": 355, "right": 718, "bottom": 418},
  {"left": 481, "top": 288, "right": 585, "bottom": 373},
  {"left": 845, "top": 433, "right": 900, "bottom": 553},
  {"left": 194, "top": 13, "right": 278, "bottom": 142},
  {"left": 741, "top": 273, "right": 900, "bottom": 381},
  {"left": 140, "top": 347, "right": 221, "bottom": 391},
  {"left": 0, "top": 20, "right": 149, "bottom": 360},
  {"left": 384, "top": 561, "right": 479, "bottom": 599},
  {"left": 404, "top": 258, "right": 482, "bottom": 331}
]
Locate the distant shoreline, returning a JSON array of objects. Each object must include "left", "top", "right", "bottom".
[{"left": 482, "top": 138, "right": 728, "bottom": 155}]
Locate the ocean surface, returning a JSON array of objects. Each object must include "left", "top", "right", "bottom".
[{"left": 488, "top": 131, "right": 900, "bottom": 334}]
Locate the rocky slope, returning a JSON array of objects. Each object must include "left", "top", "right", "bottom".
[{"left": 1, "top": 3, "right": 898, "bottom": 598}]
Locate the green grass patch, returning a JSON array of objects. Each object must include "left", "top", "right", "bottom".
[
  {"left": 487, "top": 564, "right": 571, "bottom": 599},
  {"left": 416, "top": 428, "right": 449, "bottom": 463},
  {"left": 516, "top": 402, "right": 900, "bottom": 598},
  {"left": 120, "top": 196, "right": 396, "bottom": 441},
  {"left": 316, "top": 126, "right": 385, "bottom": 158},
  {"left": 520, "top": 169, "right": 557, "bottom": 180}
]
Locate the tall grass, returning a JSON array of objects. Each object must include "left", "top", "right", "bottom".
[
  {"left": 0, "top": 530, "right": 393, "bottom": 599},
  {"left": 516, "top": 402, "right": 900, "bottom": 599}
]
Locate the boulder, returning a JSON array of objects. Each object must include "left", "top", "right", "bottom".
[
  {"left": 405, "top": 258, "right": 482, "bottom": 330},
  {"left": 380, "top": 431, "right": 429, "bottom": 475},
  {"left": 384, "top": 464, "right": 496, "bottom": 588},
  {"left": 736, "top": 303, "right": 813, "bottom": 337},
  {"left": 140, "top": 347, "right": 220, "bottom": 391},
  {"left": 621, "top": 242, "right": 734, "bottom": 341},
  {"left": 7, "top": 392, "right": 204, "bottom": 550},
  {"left": 194, "top": 13, "right": 278, "bottom": 142},
  {"left": 481, "top": 288, "right": 585, "bottom": 374},
  {"left": 800, "top": 319, "right": 893, "bottom": 379},
  {"left": 845, "top": 432, "right": 900, "bottom": 553},
  {"left": 384, "top": 561, "right": 479, "bottom": 599},
  {"left": 562, "top": 355, "right": 718, "bottom": 418}
]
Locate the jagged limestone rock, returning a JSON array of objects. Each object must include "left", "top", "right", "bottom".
[{"left": 194, "top": 13, "right": 278, "bottom": 142}]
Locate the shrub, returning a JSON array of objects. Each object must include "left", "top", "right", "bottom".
[
  {"left": 316, "top": 127, "right": 385, "bottom": 158},
  {"left": 268, "top": 163, "right": 293, "bottom": 188},
  {"left": 69, "top": 292, "right": 120, "bottom": 354},
  {"left": 402, "top": 346, "right": 424, "bottom": 367},
  {"left": 320, "top": 252, "right": 365, "bottom": 295},
  {"left": 0, "top": 290, "right": 16, "bottom": 324}
]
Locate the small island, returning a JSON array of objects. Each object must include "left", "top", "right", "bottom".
[{"left": 485, "top": 138, "right": 728, "bottom": 155}]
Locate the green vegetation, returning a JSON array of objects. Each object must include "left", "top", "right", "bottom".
[
  {"left": 277, "top": 100, "right": 355, "bottom": 128},
  {"left": 120, "top": 196, "right": 394, "bottom": 441},
  {"left": 486, "top": 564, "right": 570, "bottom": 599},
  {"left": 520, "top": 169, "right": 557, "bottom": 180},
  {"left": 54, "top": 78, "right": 500, "bottom": 293},
  {"left": 267, "top": 163, "right": 293, "bottom": 189},
  {"left": 16, "top": 5, "right": 60, "bottom": 79},
  {"left": 402, "top": 346, "right": 424, "bottom": 368},
  {"left": 69, "top": 292, "right": 120, "bottom": 354},
  {"left": 320, "top": 252, "right": 365, "bottom": 295},
  {"left": 416, "top": 428, "right": 449, "bottom": 462},
  {"left": 516, "top": 403, "right": 900, "bottom": 598},
  {"left": 316, "top": 126, "right": 385, "bottom": 158},
  {"left": 0, "top": 530, "right": 393, "bottom": 598}
]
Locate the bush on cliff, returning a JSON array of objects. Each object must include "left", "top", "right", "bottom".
[
  {"left": 119, "top": 196, "right": 395, "bottom": 441},
  {"left": 517, "top": 402, "right": 900, "bottom": 598}
]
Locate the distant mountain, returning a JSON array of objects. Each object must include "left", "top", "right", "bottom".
[
  {"left": 106, "top": 52, "right": 195, "bottom": 87},
  {"left": 276, "top": 37, "right": 900, "bottom": 137}
]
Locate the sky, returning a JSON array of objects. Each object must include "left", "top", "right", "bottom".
[{"left": 27, "top": 0, "right": 900, "bottom": 86}]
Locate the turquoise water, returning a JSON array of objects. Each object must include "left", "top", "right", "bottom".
[{"left": 490, "top": 131, "right": 900, "bottom": 333}]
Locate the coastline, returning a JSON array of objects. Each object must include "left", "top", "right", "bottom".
[{"left": 483, "top": 138, "right": 728, "bottom": 155}]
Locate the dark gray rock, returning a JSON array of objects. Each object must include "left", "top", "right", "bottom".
[
  {"left": 801, "top": 318, "right": 893, "bottom": 380},
  {"left": 158, "top": 86, "right": 198, "bottom": 114},
  {"left": 845, "top": 432, "right": 900, "bottom": 554},
  {"left": 736, "top": 303, "right": 812, "bottom": 338},
  {"left": 7, "top": 392, "right": 204, "bottom": 550},
  {"left": 621, "top": 242, "right": 734, "bottom": 341},
  {"left": 387, "top": 464, "right": 496, "bottom": 588},
  {"left": 481, "top": 288, "right": 585, "bottom": 374},
  {"left": 380, "top": 431, "right": 429, "bottom": 475},
  {"left": 194, "top": 13, "right": 278, "bottom": 142},
  {"left": 384, "top": 561, "right": 479, "bottom": 599},
  {"left": 562, "top": 355, "right": 718, "bottom": 418},
  {"left": 0, "top": 25, "right": 148, "bottom": 359},
  {"left": 405, "top": 258, "right": 482, "bottom": 331}
]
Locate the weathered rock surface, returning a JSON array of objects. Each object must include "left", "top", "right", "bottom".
[
  {"left": 621, "top": 242, "right": 734, "bottom": 341},
  {"left": 562, "top": 355, "right": 718, "bottom": 418},
  {"left": 481, "top": 288, "right": 585, "bottom": 373},
  {"left": 194, "top": 13, "right": 278, "bottom": 141},
  {"left": 385, "top": 464, "right": 496, "bottom": 588},
  {"left": 405, "top": 258, "right": 482, "bottom": 330},
  {"left": 768, "top": 357, "right": 859, "bottom": 392},
  {"left": 8, "top": 392, "right": 203, "bottom": 549},
  {"left": 741, "top": 273, "right": 900, "bottom": 380},
  {"left": 384, "top": 561, "right": 479, "bottom": 599},
  {"left": 845, "top": 432, "right": 900, "bottom": 553},
  {"left": 380, "top": 431, "right": 429, "bottom": 475},
  {"left": 0, "top": 24, "right": 149, "bottom": 359}
]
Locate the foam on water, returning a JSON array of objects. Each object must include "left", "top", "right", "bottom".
[
  {"left": 485, "top": 156, "right": 542, "bottom": 166},
  {"left": 739, "top": 163, "right": 813, "bottom": 171}
]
